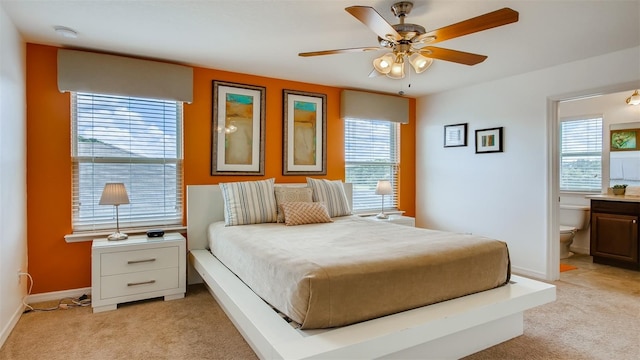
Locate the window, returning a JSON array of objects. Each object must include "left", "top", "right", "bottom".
[
  {"left": 560, "top": 117, "right": 603, "bottom": 192},
  {"left": 71, "top": 92, "right": 183, "bottom": 231},
  {"left": 345, "top": 118, "right": 399, "bottom": 212}
]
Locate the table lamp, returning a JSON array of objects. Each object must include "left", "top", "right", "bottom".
[
  {"left": 99, "top": 183, "right": 130, "bottom": 240},
  {"left": 375, "top": 180, "right": 393, "bottom": 219}
]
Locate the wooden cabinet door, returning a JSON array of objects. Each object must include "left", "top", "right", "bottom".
[{"left": 591, "top": 212, "right": 639, "bottom": 263}]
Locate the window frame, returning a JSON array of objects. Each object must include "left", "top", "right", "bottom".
[
  {"left": 344, "top": 117, "right": 400, "bottom": 213},
  {"left": 559, "top": 115, "right": 603, "bottom": 193},
  {"left": 70, "top": 92, "right": 184, "bottom": 233}
]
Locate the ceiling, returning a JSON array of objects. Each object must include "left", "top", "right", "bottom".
[{"left": 3, "top": 0, "right": 639, "bottom": 97}]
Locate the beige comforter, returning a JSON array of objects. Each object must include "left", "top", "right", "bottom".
[{"left": 208, "top": 216, "right": 510, "bottom": 329}]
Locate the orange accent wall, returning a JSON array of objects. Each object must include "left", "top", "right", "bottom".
[{"left": 26, "top": 43, "right": 415, "bottom": 293}]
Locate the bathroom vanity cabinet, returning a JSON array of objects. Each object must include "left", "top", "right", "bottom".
[{"left": 590, "top": 199, "right": 640, "bottom": 271}]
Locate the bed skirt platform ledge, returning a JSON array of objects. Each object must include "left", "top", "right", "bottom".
[{"left": 189, "top": 250, "right": 556, "bottom": 360}]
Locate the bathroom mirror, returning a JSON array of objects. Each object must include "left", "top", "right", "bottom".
[{"left": 610, "top": 121, "right": 640, "bottom": 188}]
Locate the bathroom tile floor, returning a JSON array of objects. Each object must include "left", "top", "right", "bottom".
[{"left": 560, "top": 254, "right": 640, "bottom": 295}]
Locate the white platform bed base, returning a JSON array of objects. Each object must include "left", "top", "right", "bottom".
[{"left": 186, "top": 184, "right": 556, "bottom": 359}]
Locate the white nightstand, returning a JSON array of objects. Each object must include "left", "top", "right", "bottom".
[
  {"left": 91, "top": 232, "right": 186, "bottom": 313},
  {"left": 363, "top": 214, "right": 415, "bottom": 227}
]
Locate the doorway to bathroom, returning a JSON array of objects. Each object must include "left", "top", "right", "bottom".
[{"left": 549, "top": 83, "right": 640, "bottom": 279}]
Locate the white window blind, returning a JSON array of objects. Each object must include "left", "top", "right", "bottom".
[
  {"left": 71, "top": 92, "right": 183, "bottom": 231},
  {"left": 560, "top": 117, "right": 602, "bottom": 192},
  {"left": 345, "top": 118, "right": 399, "bottom": 212}
]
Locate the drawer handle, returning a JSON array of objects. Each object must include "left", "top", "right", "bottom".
[
  {"left": 127, "top": 280, "right": 156, "bottom": 287},
  {"left": 127, "top": 258, "right": 156, "bottom": 264}
]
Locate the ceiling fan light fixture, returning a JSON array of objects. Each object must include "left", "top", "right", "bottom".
[
  {"left": 409, "top": 53, "right": 433, "bottom": 73},
  {"left": 303, "top": 5, "right": 519, "bottom": 81},
  {"left": 386, "top": 56, "right": 405, "bottom": 79},
  {"left": 373, "top": 53, "right": 395, "bottom": 74},
  {"left": 626, "top": 90, "right": 640, "bottom": 106}
]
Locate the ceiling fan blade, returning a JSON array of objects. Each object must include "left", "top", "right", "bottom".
[
  {"left": 299, "top": 47, "right": 382, "bottom": 57},
  {"left": 421, "top": 47, "right": 487, "bottom": 65},
  {"left": 346, "top": 6, "right": 402, "bottom": 42},
  {"left": 414, "top": 8, "right": 519, "bottom": 44}
]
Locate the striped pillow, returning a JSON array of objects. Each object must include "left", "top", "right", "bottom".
[
  {"left": 281, "top": 202, "right": 333, "bottom": 226},
  {"left": 306, "top": 178, "right": 351, "bottom": 217},
  {"left": 274, "top": 187, "right": 313, "bottom": 223},
  {"left": 219, "top": 178, "right": 277, "bottom": 226}
]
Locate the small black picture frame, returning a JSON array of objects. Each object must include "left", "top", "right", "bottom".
[
  {"left": 475, "top": 127, "right": 504, "bottom": 154},
  {"left": 444, "top": 123, "right": 468, "bottom": 147}
]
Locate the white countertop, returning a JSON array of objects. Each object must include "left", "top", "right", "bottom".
[{"left": 586, "top": 194, "right": 640, "bottom": 203}]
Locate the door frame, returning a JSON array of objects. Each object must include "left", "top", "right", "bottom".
[{"left": 546, "top": 81, "right": 640, "bottom": 280}]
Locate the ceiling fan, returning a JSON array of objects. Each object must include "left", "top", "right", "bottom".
[{"left": 299, "top": 2, "right": 519, "bottom": 79}]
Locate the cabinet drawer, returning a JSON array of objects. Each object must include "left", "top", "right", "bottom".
[
  {"left": 101, "top": 246, "right": 178, "bottom": 276},
  {"left": 100, "top": 267, "right": 179, "bottom": 299},
  {"left": 591, "top": 200, "right": 640, "bottom": 214}
]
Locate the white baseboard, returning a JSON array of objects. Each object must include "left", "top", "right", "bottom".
[
  {"left": 511, "top": 266, "right": 547, "bottom": 281},
  {"left": 0, "top": 303, "right": 25, "bottom": 350},
  {"left": 27, "top": 287, "right": 91, "bottom": 304}
]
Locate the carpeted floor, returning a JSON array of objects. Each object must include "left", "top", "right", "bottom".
[
  {"left": 464, "top": 280, "right": 639, "bottom": 359},
  {"left": 0, "top": 285, "right": 257, "bottom": 360},
  {"left": 1, "top": 255, "right": 638, "bottom": 359}
]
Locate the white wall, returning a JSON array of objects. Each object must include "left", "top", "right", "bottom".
[
  {"left": 558, "top": 91, "right": 640, "bottom": 254},
  {"left": 416, "top": 46, "right": 640, "bottom": 280},
  {"left": 0, "top": 3, "right": 27, "bottom": 348}
]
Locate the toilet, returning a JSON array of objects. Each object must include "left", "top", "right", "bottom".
[{"left": 559, "top": 204, "right": 591, "bottom": 259}]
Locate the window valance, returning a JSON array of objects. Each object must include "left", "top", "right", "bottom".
[
  {"left": 57, "top": 49, "right": 193, "bottom": 103},
  {"left": 341, "top": 90, "right": 409, "bottom": 124}
]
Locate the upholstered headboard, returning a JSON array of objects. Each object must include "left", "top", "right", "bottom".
[{"left": 186, "top": 183, "right": 353, "bottom": 252}]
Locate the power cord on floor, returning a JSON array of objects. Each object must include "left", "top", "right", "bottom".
[{"left": 19, "top": 272, "right": 91, "bottom": 313}]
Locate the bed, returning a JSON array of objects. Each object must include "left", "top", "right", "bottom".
[{"left": 187, "top": 182, "right": 555, "bottom": 359}]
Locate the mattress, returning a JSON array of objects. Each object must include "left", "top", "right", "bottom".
[{"left": 208, "top": 215, "right": 510, "bottom": 329}]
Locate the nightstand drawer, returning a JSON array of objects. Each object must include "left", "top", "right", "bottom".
[
  {"left": 101, "top": 246, "right": 178, "bottom": 276},
  {"left": 100, "top": 268, "right": 179, "bottom": 299}
]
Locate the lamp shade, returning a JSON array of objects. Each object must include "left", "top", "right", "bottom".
[
  {"left": 373, "top": 53, "right": 394, "bottom": 75},
  {"left": 99, "top": 183, "right": 130, "bottom": 205},
  {"left": 387, "top": 59, "right": 405, "bottom": 79},
  {"left": 375, "top": 180, "right": 393, "bottom": 196},
  {"left": 409, "top": 53, "right": 433, "bottom": 74}
]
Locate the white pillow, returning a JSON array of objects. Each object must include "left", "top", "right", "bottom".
[
  {"left": 219, "top": 178, "right": 277, "bottom": 226},
  {"left": 306, "top": 178, "right": 351, "bottom": 217},
  {"left": 274, "top": 187, "right": 313, "bottom": 223}
]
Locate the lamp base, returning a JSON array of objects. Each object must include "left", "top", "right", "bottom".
[
  {"left": 107, "top": 232, "right": 128, "bottom": 241},
  {"left": 376, "top": 212, "right": 389, "bottom": 219}
]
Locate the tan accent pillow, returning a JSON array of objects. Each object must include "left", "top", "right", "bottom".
[
  {"left": 274, "top": 187, "right": 313, "bottom": 223},
  {"left": 281, "top": 202, "right": 333, "bottom": 226}
]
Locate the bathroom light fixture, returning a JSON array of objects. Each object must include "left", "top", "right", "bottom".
[
  {"left": 53, "top": 25, "right": 78, "bottom": 39},
  {"left": 99, "top": 183, "right": 130, "bottom": 241},
  {"left": 375, "top": 180, "right": 393, "bottom": 219},
  {"left": 626, "top": 90, "right": 640, "bottom": 106}
]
